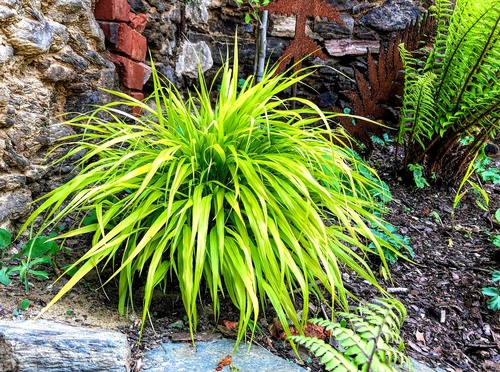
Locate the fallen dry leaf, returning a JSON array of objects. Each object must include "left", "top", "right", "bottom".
[
  {"left": 222, "top": 320, "right": 238, "bottom": 330},
  {"left": 415, "top": 330, "right": 425, "bottom": 344},
  {"left": 215, "top": 355, "right": 232, "bottom": 371},
  {"left": 216, "top": 324, "right": 238, "bottom": 337},
  {"left": 268, "top": 317, "right": 285, "bottom": 339},
  {"left": 266, "top": 336, "right": 272, "bottom": 347},
  {"left": 283, "top": 326, "right": 299, "bottom": 339},
  {"left": 271, "top": 320, "right": 330, "bottom": 340},
  {"left": 303, "top": 322, "right": 330, "bottom": 340}
]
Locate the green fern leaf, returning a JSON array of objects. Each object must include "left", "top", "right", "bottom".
[
  {"left": 289, "top": 335, "right": 356, "bottom": 371},
  {"left": 290, "top": 299, "right": 413, "bottom": 371}
]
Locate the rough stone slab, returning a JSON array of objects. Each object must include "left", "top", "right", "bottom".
[
  {"left": 269, "top": 14, "right": 296, "bottom": 38},
  {"left": 325, "top": 39, "right": 380, "bottom": 56},
  {"left": 0, "top": 320, "right": 130, "bottom": 371},
  {"left": 4, "top": 18, "right": 54, "bottom": 56},
  {"left": 175, "top": 41, "right": 213, "bottom": 79},
  {"left": 359, "top": 0, "right": 424, "bottom": 32},
  {"left": 142, "top": 338, "right": 306, "bottom": 372}
]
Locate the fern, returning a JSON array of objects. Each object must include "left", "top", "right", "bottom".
[
  {"left": 289, "top": 298, "right": 413, "bottom": 372},
  {"left": 398, "top": 46, "right": 437, "bottom": 151},
  {"left": 339, "top": 11, "right": 434, "bottom": 153},
  {"left": 397, "top": 0, "right": 500, "bottom": 184},
  {"left": 424, "top": 0, "right": 453, "bottom": 75}
]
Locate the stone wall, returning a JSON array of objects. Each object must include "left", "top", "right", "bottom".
[
  {"left": 0, "top": 0, "right": 122, "bottom": 231},
  {"left": 139, "top": 0, "right": 424, "bottom": 100},
  {"left": 0, "top": 0, "right": 425, "bottom": 231}
]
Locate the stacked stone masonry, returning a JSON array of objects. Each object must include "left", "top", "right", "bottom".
[
  {"left": 0, "top": 0, "right": 119, "bottom": 232},
  {"left": 0, "top": 0, "right": 426, "bottom": 230}
]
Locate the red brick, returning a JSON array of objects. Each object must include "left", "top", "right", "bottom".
[
  {"left": 129, "top": 13, "right": 148, "bottom": 33},
  {"left": 98, "top": 22, "right": 147, "bottom": 62},
  {"left": 97, "top": 21, "right": 120, "bottom": 47},
  {"left": 127, "top": 91, "right": 145, "bottom": 116},
  {"left": 108, "top": 55, "right": 145, "bottom": 90},
  {"left": 128, "top": 91, "right": 144, "bottom": 101},
  {"left": 117, "top": 23, "right": 147, "bottom": 61},
  {"left": 94, "top": 0, "right": 130, "bottom": 22}
]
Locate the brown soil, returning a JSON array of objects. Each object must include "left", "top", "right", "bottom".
[{"left": 1, "top": 144, "right": 500, "bottom": 372}]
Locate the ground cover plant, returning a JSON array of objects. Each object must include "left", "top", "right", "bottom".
[
  {"left": 20, "top": 42, "right": 405, "bottom": 347},
  {"left": 0, "top": 228, "right": 61, "bottom": 291}
]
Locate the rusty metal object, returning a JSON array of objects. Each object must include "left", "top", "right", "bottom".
[{"left": 263, "top": 0, "right": 342, "bottom": 72}]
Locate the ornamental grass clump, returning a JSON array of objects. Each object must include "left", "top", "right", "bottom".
[{"left": 23, "top": 43, "right": 399, "bottom": 345}]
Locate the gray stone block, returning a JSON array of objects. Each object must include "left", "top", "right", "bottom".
[
  {"left": 143, "top": 338, "right": 306, "bottom": 372},
  {"left": 0, "top": 320, "right": 130, "bottom": 371}
]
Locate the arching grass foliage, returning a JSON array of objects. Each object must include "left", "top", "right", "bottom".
[{"left": 22, "top": 43, "right": 400, "bottom": 346}]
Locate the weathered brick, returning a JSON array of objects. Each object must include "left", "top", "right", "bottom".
[
  {"left": 98, "top": 22, "right": 147, "bottom": 61},
  {"left": 117, "top": 23, "right": 147, "bottom": 61},
  {"left": 97, "top": 21, "right": 120, "bottom": 47},
  {"left": 129, "top": 13, "right": 148, "bottom": 33},
  {"left": 128, "top": 91, "right": 145, "bottom": 116},
  {"left": 108, "top": 55, "right": 145, "bottom": 90},
  {"left": 94, "top": 0, "right": 131, "bottom": 22}
]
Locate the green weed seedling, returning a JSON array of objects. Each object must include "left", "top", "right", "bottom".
[
  {"left": 0, "top": 228, "right": 12, "bottom": 285},
  {"left": 474, "top": 153, "right": 500, "bottom": 185},
  {"left": 371, "top": 132, "right": 393, "bottom": 146},
  {"left": 431, "top": 211, "right": 443, "bottom": 226},
  {"left": 13, "top": 298, "right": 31, "bottom": 316},
  {"left": 0, "top": 228, "right": 61, "bottom": 291},
  {"left": 408, "top": 163, "right": 429, "bottom": 189},
  {"left": 483, "top": 210, "right": 500, "bottom": 310},
  {"left": 482, "top": 272, "right": 500, "bottom": 311},
  {"left": 236, "top": 0, "right": 270, "bottom": 23}
]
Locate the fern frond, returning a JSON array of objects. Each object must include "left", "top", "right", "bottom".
[
  {"left": 435, "top": 1, "right": 500, "bottom": 124},
  {"left": 290, "top": 298, "right": 413, "bottom": 371},
  {"left": 289, "top": 335, "right": 358, "bottom": 371},
  {"left": 425, "top": 0, "right": 453, "bottom": 74},
  {"left": 398, "top": 0, "right": 500, "bottom": 184},
  {"left": 398, "top": 44, "right": 437, "bottom": 148}
]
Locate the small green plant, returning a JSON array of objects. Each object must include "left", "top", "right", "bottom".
[
  {"left": 9, "top": 258, "right": 51, "bottom": 291},
  {"left": 23, "top": 40, "right": 403, "bottom": 347},
  {"left": 408, "top": 163, "right": 429, "bottom": 189},
  {"left": 289, "top": 298, "right": 413, "bottom": 371},
  {"left": 431, "top": 210, "right": 442, "bottom": 226},
  {"left": 0, "top": 228, "right": 59, "bottom": 290},
  {"left": 13, "top": 298, "right": 31, "bottom": 316},
  {"left": 0, "top": 228, "right": 12, "bottom": 284},
  {"left": 482, "top": 272, "right": 500, "bottom": 311},
  {"left": 474, "top": 152, "right": 500, "bottom": 185},
  {"left": 491, "top": 209, "right": 500, "bottom": 248},
  {"left": 368, "top": 224, "right": 413, "bottom": 265},
  {"left": 236, "top": 0, "right": 270, "bottom": 23},
  {"left": 371, "top": 133, "right": 393, "bottom": 146}
]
